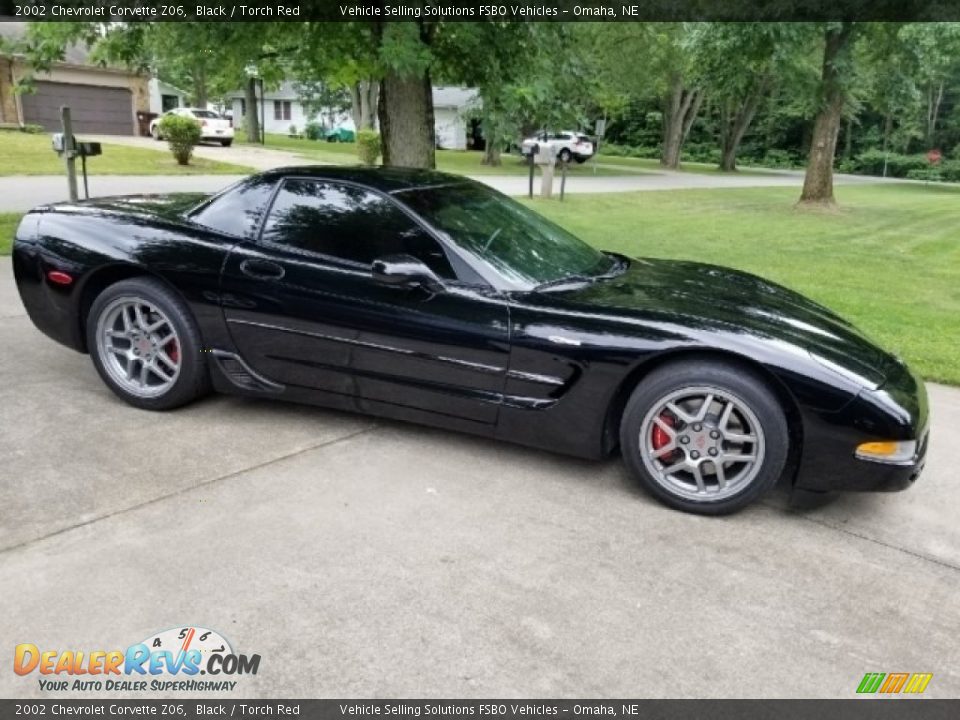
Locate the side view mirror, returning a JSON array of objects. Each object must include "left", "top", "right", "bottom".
[{"left": 372, "top": 254, "right": 442, "bottom": 290}]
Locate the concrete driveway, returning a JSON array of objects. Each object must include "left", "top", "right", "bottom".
[{"left": 1, "top": 256, "right": 958, "bottom": 698}]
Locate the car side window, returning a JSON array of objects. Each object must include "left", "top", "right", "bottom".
[
  {"left": 261, "top": 178, "right": 455, "bottom": 278},
  {"left": 190, "top": 177, "right": 276, "bottom": 239}
]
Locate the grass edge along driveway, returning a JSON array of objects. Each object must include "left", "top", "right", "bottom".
[
  {"left": 3, "top": 183, "right": 957, "bottom": 385},
  {"left": 0, "top": 130, "right": 253, "bottom": 176}
]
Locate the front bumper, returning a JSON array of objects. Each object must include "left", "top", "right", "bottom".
[{"left": 793, "top": 361, "right": 929, "bottom": 493}]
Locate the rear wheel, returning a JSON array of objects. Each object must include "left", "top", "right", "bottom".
[
  {"left": 220, "top": 139, "right": 233, "bottom": 147},
  {"left": 619, "top": 360, "right": 789, "bottom": 515},
  {"left": 86, "top": 278, "right": 209, "bottom": 410},
  {"left": 558, "top": 148, "right": 572, "bottom": 164},
  {"left": 151, "top": 125, "right": 161, "bottom": 141}
]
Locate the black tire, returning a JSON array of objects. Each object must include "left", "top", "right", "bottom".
[
  {"left": 558, "top": 148, "right": 572, "bottom": 164},
  {"left": 574, "top": 156, "right": 588, "bottom": 164},
  {"left": 86, "top": 277, "right": 209, "bottom": 411},
  {"left": 220, "top": 139, "right": 233, "bottom": 147},
  {"left": 151, "top": 126, "right": 162, "bottom": 141},
  {"left": 619, "top": 359, "right": 789, "bottom": 515}
]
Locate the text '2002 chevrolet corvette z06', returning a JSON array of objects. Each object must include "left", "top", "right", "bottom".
[{"left": 12, "top": 167, "right": 928, "bottom": 514}]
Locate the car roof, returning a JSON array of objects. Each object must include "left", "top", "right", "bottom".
[{"left": 255, "top": 165, "right": 474, "bottom": 194}]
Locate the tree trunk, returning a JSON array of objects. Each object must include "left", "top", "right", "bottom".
[
  {"left": 193, "top": 64, "right": 207, "bottom": 109},
  {"left": 927, "top": 80, "right": 944, "bottom": 145},
  {"left": 481, "top": 112, "right": 501, "bottom": 166},
  {"left": 362, "top": 80, "right": 378, "bottom": 129},
  {"left": 843, "top": 116, "right": 853, "bottom": 159},
  {"left": 718, "top": 82, "right": 765, "bottom": 172},
  {"left": 244, "top": 77, "right": 260, "bottom": 144},
  {"left": 881, "top": 112, "right": 892, "bottom": 177},
  {"left": 349, "top": 84, "right": 362, "bottom": 131},
  {"left": 661, "top": 76, "right": 701, "bottom": 169},
  {"left": 800, "top": 22, "right": 855, "bottom": 206},
  {"left": 378, "top": 67, "right": 435, "bottom": 169},
  {"left": 351, "top": 80, "right": 379, "bottom": 130}
]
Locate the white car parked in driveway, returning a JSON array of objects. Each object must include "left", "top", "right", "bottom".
[
  {"left": 520, "top": 131, "right": 595, "bottom": 164},
  {"left": 150, "top": 108, "right": 234, "bottom": 147}
]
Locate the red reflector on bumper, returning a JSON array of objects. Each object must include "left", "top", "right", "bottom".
[{"left": 47, "top": 270, "right": 73, "bottom": 286}]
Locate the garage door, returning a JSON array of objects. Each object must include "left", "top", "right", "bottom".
[{"left": 21, "top": 81, "right": 134, "bottom": 135}]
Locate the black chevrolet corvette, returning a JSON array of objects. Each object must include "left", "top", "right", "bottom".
[{"left": 12, "top": 167, "right": 928, "bottom": 514}]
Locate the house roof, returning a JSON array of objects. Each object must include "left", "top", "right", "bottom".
[
  {"left": 228, "top": 80, "right": 301, "bottom": 101},
  {"left": 432, "top": 86, "right": 479, "bottom": 109},
  {"left": 0, "top": 21, "right": 138, "bottom": 75}
]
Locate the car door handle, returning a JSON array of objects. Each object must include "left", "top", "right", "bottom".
[{"left": 240, "top": 259, "right": 285, "bottom": 280}]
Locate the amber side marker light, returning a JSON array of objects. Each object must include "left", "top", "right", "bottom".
[
  {"left": 47, "top": 270, "right": 73, "bottom": 286},
  {"left": 855, "top": 440, "right": 917, "bottom": 464}
]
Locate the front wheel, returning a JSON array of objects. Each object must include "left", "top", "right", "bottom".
[
  {"left": 558, "top": 148, "right": 572, "bottom": 164},
  {"left": 619, "top": 360, "right": 789, "bottom": 515},
  {"left": 87, "top": 277, "right": 209, "bottom": 410},
  {"left": 220, "top": 139, "right": 233, "bottom": 147},
  {"left": 151, "top": 125, "right": 161, "bottom": 141}
]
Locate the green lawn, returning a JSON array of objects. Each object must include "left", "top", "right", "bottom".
[
  {"left": 595, "top": 153, "right": 775, "bottom": 176},
  {"left": 243, "top": 132, "right": 649, "bottom": 177},
  {"left": 0, "top": 130, "right": 253, "bottom": 176},
  {"left": 0, "top": 213, "right": 18, "bottom": 255},
  {"left": 524, "top": 184, "right": 960, "bottom": 385},
  {"left": 255, "top": 132, "right": 783, "bottom": 177}
]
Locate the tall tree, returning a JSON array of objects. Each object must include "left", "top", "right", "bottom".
[
  {"left": 589, "top": 23, "right": 704, "bottom": 169},
  {"left": 692, "top": 23, "right": 814, "bottom": 171},
  {"left": 800, "top": 22, "right": 858, "bottom": 205}
]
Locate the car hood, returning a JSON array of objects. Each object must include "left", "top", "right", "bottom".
[{"left": 557, "top": 256, "right": 897, "bottom": 388}]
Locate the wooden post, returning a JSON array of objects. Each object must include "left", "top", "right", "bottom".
[
  {"left": 60, "top": 106, "right": 78, "bottom": 202},
  {"left": 528, "top": 153, "right": 534, "bottom": 199},
  {"left": 539, "top": 148, "right": 555, "bottom": 199}
]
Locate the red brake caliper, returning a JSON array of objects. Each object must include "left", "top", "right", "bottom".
[
  {"left": 167, "top": 339, "right": 179, "bottom": 364},
  {"left": 651, "top": 413, "right": 676, "bottom": 458}
]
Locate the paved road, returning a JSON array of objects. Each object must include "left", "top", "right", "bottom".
[{"left": 1, "top": 257, "right": 958, "bottom": 698}]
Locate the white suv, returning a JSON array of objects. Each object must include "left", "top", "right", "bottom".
[
  {"left": 520, "top": 131, "right": 595, "bottom": 164},
  {"left": 150, "top": 108, "right": 234, "bottom": 147}
]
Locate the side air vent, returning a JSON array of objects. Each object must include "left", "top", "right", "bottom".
[{"left": 211, "top": 350, "right": 284, "bottom": 394}]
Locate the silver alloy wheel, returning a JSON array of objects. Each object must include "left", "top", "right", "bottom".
[
  {"left": 95, "top": 296, "right": 181, "bottom": 398},
  {"left": 638, "top": 385, "right": 766, "bottom": 502}
]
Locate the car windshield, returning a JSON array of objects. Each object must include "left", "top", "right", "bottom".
[
  {"left": 400, "top": 182, "right": 617, "bottom": 288},
  {"left": 192, "top": 110, "right": 220, "bottom": 119}
]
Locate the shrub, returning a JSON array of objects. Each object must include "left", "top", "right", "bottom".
[
  {"left": 158, "top": 114, "right": 201, "bottom": 165},
  {"left": 289, "top": 124, "right": 298, "bottom": 136},
  {"left": 759, "top": 149, "right": 800, "bottom": 169},
  {"left": 939, "top": 160, "right": 960, "bottom": 182},
  {"left": 305, "top": 121, "right": 324, "bottom": 141},
  {"left": 844, "top": 149, "right": 928, "bottom": 178},
  {"left": 20, "top": 123, "right": 44, "bottom": 134},
  {"left": 356, "top": 129, "right": 381, "bottom": 166},
  {"left": 908, "top": 160, "right": 960, "bottom": 183}
]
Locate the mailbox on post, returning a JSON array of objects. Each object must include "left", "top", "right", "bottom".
[{"left": 52, "top": 132, "right": 101, "bottom": 200}]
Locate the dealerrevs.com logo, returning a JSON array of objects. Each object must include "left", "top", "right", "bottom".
[{"left": 14, "top": 626, "right": 260, "bottom": 693}]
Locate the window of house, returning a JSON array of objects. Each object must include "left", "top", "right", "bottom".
[
  {"left": 238, "top": 99, "right": 246, "bottom": 116},
  {"left": 261, "top": 179, "right": 454, "bottom": 278},
  {"left": 273, "top": 100, "right": 292, "bottom": 121}
]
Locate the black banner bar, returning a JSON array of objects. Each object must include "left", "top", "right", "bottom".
[
  {"left": 1, "top": 700, "right": 960, "bottom": 720},
  {"left": 5, "top": 0, "right": 960, "bottom": 22}
]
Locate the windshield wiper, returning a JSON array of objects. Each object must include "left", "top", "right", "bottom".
[
  {"left": 533, "top": 274, "right": 595, "bottom": 291},
  {"left": 533, "top": 256, "right": 628, "bottom": 292}
]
